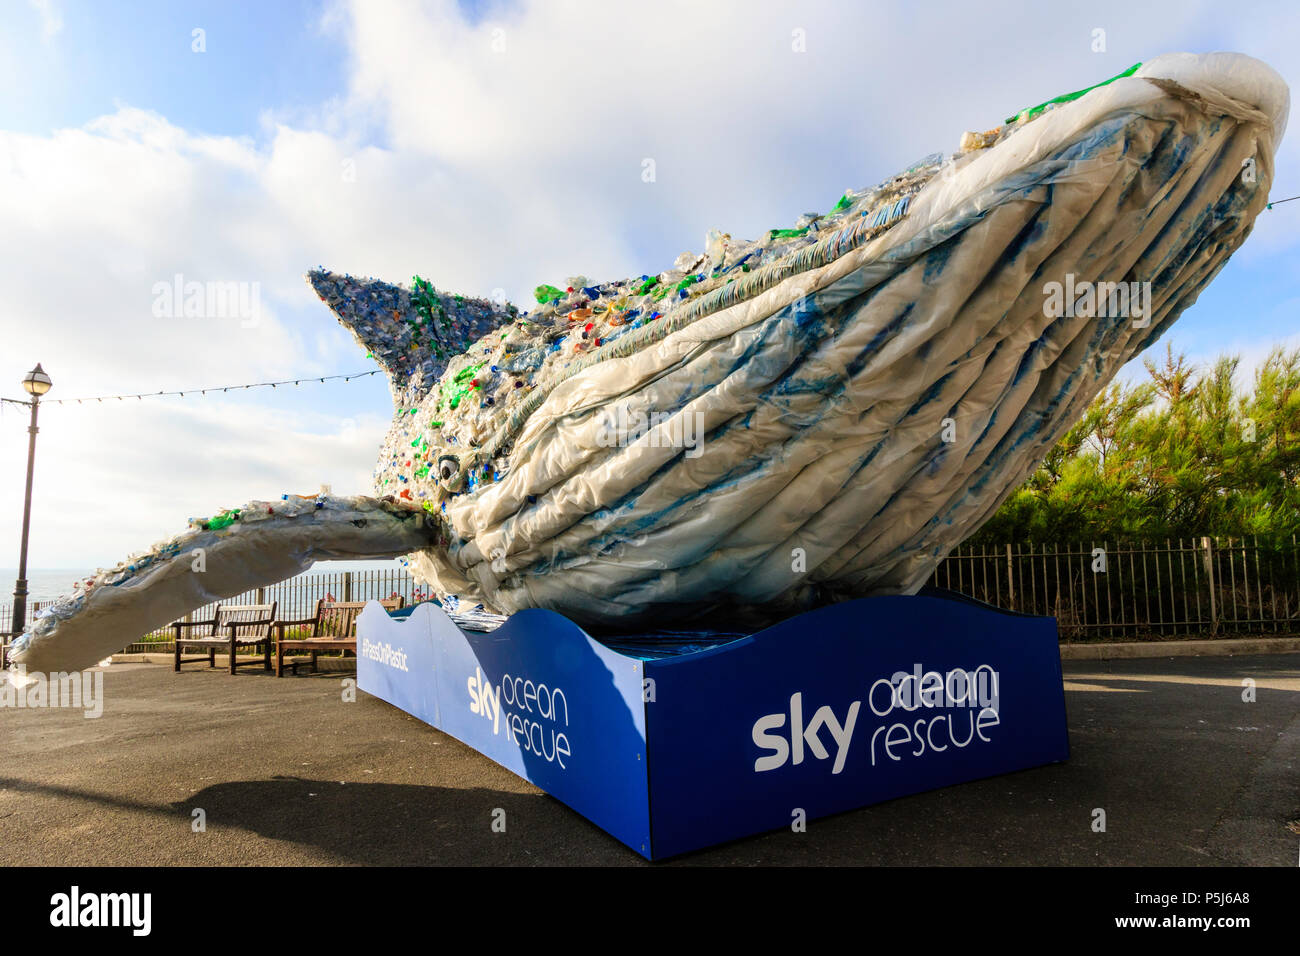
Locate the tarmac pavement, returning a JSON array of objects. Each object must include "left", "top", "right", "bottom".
[{"left": 0, "top": 653, "right": 1296, "bottom": 866}]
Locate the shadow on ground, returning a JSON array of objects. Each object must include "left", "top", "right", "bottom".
[{"left": 169, "top": 776, "right": 570, "bottom": 865}]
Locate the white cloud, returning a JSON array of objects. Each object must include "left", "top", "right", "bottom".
[
  {"left": 28, "top": 0, "right": 62, "bottom": 41},
  {"left": 0, "top": 397, "right": 389, "bottom": 568}
]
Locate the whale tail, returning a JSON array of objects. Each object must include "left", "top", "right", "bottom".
[{"left": 307, "top": 269, "right": 517, "bottom": 408}]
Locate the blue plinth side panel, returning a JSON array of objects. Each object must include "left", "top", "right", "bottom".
[
  {"left": 356, "top": 603, "right": 652, "bottom": 855},
  {"left": 356, "top": 592, "right": 1068, "bottom": 860},
  {"left": 643, "top": 594, "right": 1069, "bottom": 858}
]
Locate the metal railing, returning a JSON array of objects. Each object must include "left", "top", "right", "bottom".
[
  {"left": 0, "top": 600, "right": 48, "bottom": 639},
  {"left": 931, "top": 536, "right": 1300, "bottom": 640},
  {"left": 4, "top": 536, "right": 1299, "bottom": 653}
]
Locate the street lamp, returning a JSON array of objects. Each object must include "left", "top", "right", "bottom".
[{"left": 8, "top": 363, "right": 52, "bottom": 644}]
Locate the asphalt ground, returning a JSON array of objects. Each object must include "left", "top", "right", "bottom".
[{"left": 1, "top": 653, "right": 1297, "bottom": 866}]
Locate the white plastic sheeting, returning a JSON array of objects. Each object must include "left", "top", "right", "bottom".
[{"left": 421, "top": 51, "right": 1288, "bottom": 626}]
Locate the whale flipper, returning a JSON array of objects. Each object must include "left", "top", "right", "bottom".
[{"left": 8, "top": 495, "right": 438, "bottom": 674}]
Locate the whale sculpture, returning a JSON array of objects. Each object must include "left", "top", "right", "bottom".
[{"left": 11, "top": 52, "right": 1289, "bottom": 673}]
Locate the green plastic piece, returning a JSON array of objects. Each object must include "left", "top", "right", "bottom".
[
  {"left": 411, "top": 275, "right": 447, "bottom": 329},
  {"left": 768, "top": 227, "right": 809, "bottom": 240},
  {"left": 635, "top": 276, "right": 660, "bottom": 295},
  {"left": 534, "top": 284, "right": 564, "bottom": 303},
  {"left": 448, "top": 375, "right": 479, "bottom": 408},
  {"left": 1006, "top": 62, "right": 1141, "bottom": 125},
  {"left": 453, "top": 362, "right": 485, "bottom": 384},
  {"left": 206, "top": 509, "right": 241, "bottom": 531}
]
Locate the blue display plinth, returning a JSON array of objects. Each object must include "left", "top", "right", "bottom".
[{"left": 356, "top": 591, "right": 1069, "bottom": 860}]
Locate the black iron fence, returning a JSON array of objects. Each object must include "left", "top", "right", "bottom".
[
  {"left": 931, "top": 536, "right": 1300, "bottom": 640},
  {"left": 0, "top": 600, "right": 49, "bottom": 638},
  {"left": 3, "top": 536, "right": 1299, "bottom": 654}
]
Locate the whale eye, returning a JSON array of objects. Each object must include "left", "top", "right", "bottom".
[{"left": 437, "top": 455, "right": 459, "bottom": 481}]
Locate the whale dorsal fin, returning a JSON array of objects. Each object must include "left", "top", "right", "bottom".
[{"left": 308, "top": 269, "right": 517, "bottom": 408}]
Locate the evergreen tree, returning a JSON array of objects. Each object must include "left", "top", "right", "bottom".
[{"left": 968, "top": 343, "right": 1300, "bottom": 544}]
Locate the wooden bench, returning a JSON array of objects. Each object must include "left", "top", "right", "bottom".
[
  {"left": 274, "top": 597, "right": 404, "bottom": 677},
  {"left": 172, "top": 603, "right": 278, "bottom": 674}
]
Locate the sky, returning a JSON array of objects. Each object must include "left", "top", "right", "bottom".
[{"left": 1, "top": 0, "right": 1298, "bottom": 569}]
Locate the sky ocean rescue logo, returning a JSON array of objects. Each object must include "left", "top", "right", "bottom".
[
  {"left": 751, "top": 664, "right": 1001, "bottom": 775},
  {"left": 467, "top": 666, "right": 573, "bottom": 769}
]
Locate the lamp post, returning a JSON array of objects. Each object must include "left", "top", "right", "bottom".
[{"left": 8, "top": 363, "right": 52, "bottom": 643}]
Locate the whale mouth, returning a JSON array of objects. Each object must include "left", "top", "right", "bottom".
[{"left": 1137, "top": 52, "right": 1289, "bottom": 143}]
